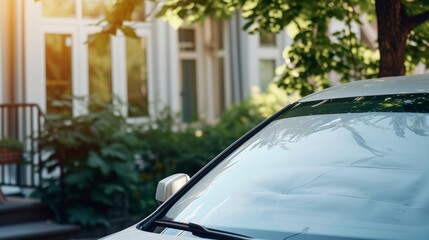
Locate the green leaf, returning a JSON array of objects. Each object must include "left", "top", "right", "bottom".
[
  {"left": 91, "top": 190, "right": 115, "bottom": 206},
  {"left": 101, "top": 143, "right": 132, "bottom": 161},
  {"left": 120, "top": 26, "right": 139, "bottom": 39},
  {"left": 112, "top": 161, "right": 134, "bottom": 176},
  {"left": 67, "top": 207, "right": 110, "bottom": 227},
  {"left": 177, "top": 9, "right": 188, "bottom": 19},
  {"left": 102, "top": 183, "right": 126, "bottom": 195},
  {"left": 155, "top": 6, "right": 169, "bottom": 18},
  {"left": 64, "top": 169, "right": 94, "bottom": 187},
  {"left": 88, "top": 151, "right": 111, "bottom": 175}
]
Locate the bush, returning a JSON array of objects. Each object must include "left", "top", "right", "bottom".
[{"left": 35, "top": 101, "right": 143, "bottom": 227}]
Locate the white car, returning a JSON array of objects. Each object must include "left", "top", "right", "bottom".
[{"left": 103, "top": 75, "right": 429, "bottom": 240}]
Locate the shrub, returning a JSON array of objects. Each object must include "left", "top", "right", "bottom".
[{"left": 35, "top": 101, "right": 143, "bottom": 227}]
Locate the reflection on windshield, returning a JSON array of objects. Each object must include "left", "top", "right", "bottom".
[
  {"left": 250, "top": 113, "right": 428, "bottom": 156},
  {"left": 159, "top": 94, "right": 429, "bottom": 240},
  {"left": 281, "top": 93, "right": 429, "bottom": 118}
]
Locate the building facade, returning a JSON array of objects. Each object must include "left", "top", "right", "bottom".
[{"left": 0, "top": 0, "right": 290, "bottom": 123}]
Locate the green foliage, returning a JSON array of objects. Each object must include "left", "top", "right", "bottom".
[
  {"left": 35, "top": 100, "right": 143, "bottom": 227},
  {"left": 97, "top": 0, "right": 142, "bottom": 37},
  {"left": 156, "top": 0, "right": 381, "bottom": 96},
  {"left": 101, "top": 0, "right": 429, "bottom": 96},
  {"left": 277, "top": 22, "right": 379, "bottom": 95},
  {"left": 406, "top": 22, "right": 429, "bottom": 73},
  {"left": 0, "top": 138, "right": 23, "bottom": 151}
]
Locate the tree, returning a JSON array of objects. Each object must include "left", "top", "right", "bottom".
[
  {"left": 104, "top": 0, "right": 429, "bottom": 96},
  {"left": 376, "top": 1, "right": 429, "bottom": 77}
]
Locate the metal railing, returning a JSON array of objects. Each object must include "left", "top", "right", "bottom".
[{"left": 0, "top": 103, "right": 45, "bottom": 188}]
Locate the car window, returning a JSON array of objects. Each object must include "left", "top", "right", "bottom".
[{"left": 156, "top": 94, "right": 429, "bottom": 240}]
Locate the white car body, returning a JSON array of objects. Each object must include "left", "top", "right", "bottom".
[{"left": 102, "top": 75, "right": 429, "bottom": 240}]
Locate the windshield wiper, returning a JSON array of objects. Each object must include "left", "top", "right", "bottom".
[{"left": 154, "top": 219, "right": 252, "bottom": 240}]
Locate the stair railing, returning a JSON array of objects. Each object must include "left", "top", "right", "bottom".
[{"left": 0, "top": 103, "right": 45, "bottom": 189}]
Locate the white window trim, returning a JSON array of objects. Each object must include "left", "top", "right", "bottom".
[
  {"left": 151, "top": 18, "right": 180, "bottom": 115},
  {"left": 25, "top": 0, "right": 43, "bottom": 107}
]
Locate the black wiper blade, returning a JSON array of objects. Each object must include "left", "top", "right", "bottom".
[{"left": 154, "top": 219, "right": 251, "bottom": 240}]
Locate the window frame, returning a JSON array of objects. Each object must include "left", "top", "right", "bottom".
[{"left": 26, "top": 0, "right": 154, "bottom": 118}]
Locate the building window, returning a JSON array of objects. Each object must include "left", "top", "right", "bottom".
[
  {"left": 34, "top": 0, "right": 152, "bottom": 117},
  {"left": 126, "top": 36, "right": 148, "bottom": 117},
  {"left": 258, "top": 31, "right": 280, "bottom": 92},
  {"left": 45, "top": 34, "right": 73, "bottom": 116},
  {"left": 42, "top": 0, "right": 76, "bottom": 18},
  {"left": 88, "top": 35, "right": 112, "bottom": 103},
  {"left": 82, "top": 0, "right": 145, "bottom": 21},
  {"left": 259, "top": 59, "right": 276, "bottom": 92},
  {"left": 42, "top": 0, "right": 145, "bottom": 21},
  {"left": 180, "top": 59, "right": 198, "bottom": 122},
  {"left": 178, "top": 27, "right": 200, "bottom": 122},
  {"left": 217, "top": 57, "right": 226, "bottom": 114},
  {"left": 179, "top": 29, "right": 196, "bottom": 52},
  {"left": 213, "top": 20, "right": 227, "bottom": 117},
  {"left": 83, "top": 0, "right": 115, "bottom": 19},
  {"left": 177, "top": 21, "right": 230, "bottom": 122},
  {"left": 260, "top": 32, "right": 277, "bottom": 47},
  {"left": 217, "top": 21, "right": 224, "bottom": 50}
]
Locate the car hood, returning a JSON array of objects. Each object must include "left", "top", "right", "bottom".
[{"left": 101, "top": 224, "right": 195, "bottom": 240}]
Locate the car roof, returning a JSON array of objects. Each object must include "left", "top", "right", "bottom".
[{"left": 299, "top": 74, "right": 429, "bottom": 102}]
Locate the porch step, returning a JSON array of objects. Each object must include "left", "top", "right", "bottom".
[
  {"left": 0, "top": 197, "right": 81, "bottom": 239},
  {"left": 0, "top": 197, "right": 52, "bottom": 226},
  {"left": 0, "top": 220, "right": 80, "bottom": 240}
]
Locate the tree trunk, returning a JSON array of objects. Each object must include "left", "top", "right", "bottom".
[{"left": 375, "top": 0, "right": 409, "bottom": 77}]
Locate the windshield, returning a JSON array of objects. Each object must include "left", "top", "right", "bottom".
[{"left": 157, "top": 94, "right": 429, "bottom": 240}]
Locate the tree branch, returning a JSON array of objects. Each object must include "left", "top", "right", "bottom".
[{"left": 404, "top": 10, "right": 429, "bottom": 32}]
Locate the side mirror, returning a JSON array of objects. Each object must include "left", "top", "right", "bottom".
[{"left": 155, "top": 173, "right": 190, "bottom": 204}]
